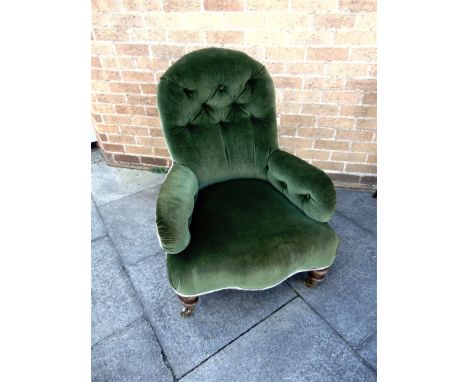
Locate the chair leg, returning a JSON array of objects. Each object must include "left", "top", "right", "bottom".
[
  {"left": 304, "top": 267, "right": 330, "bottom": 288},
  {"left": 177, "top": 294, "right": 199, "bottom": 318}
]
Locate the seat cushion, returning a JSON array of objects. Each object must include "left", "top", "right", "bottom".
[{"left": 166, "top": 179, "right": 339, "bottom": 296}]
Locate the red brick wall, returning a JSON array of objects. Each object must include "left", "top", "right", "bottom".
[{"left": 92, "top": 0, "right": 377, "bottom": 188}]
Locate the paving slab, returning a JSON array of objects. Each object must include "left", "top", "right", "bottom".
[
  {"left": 99, "top": 188, "right": 162, "bottom": 266},
  {"left": 92, "top": 161, "right": 165, "bottom": 206},
  {"left": 92, "top": 319, "right": 173, "bottom": 382},
  {"left": 91, "top": 198, "right": 106, "bottom": 241},
  {"left": 335, "top": 188, "right": 376, "bottom": 234},
  {"left": 126, "top": 255, "right": 297, "bottom": 378},
  {"left": 180, "top": 298, "right": 375, "bottom": 382},
  {"left": 357, "top": 332, "right": 377, "bottom": 370},
  {"left": 92, "top": 237, "right": 143, "bottom": 345},
  {"left": 288, "top": 213, "right": 376, "bottom": 348}
]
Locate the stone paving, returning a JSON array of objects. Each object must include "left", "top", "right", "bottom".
[{"left": 91, "top": 150, "right": 377, "bottom": 381}]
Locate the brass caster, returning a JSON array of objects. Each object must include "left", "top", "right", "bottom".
[
  {"left": 180, "top": 305, "right": 195, "bottom": 318},
  {"left": 304, "top": 268, "right": 330, "bottom": 288}
]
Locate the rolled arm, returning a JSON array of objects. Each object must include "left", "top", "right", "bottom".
[
  {"left": 267, "top": 150, "right": 336, "bottom": 222},
  {"left": 156, "top": 163, "right": 198, "bottom": 254}
]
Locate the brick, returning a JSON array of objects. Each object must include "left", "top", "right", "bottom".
[
  {"left": 245, "top": 30, "right": 289, "bottom": 46},
  {"left": 135, "top": 136, "right": 165, "bottom": 146},
  {"left": 341, "top": 105, "right": 376, "bottom": 118},
  {"left": 204, "top": 0, "right": 243, "bottom": 11},
  {"left": 149, "top": 127, "right": 163, "bottom": 137},
  {"left": 98, "top": 133, "right": 108, "bottom": 142},
  {"left": 207, "top": 31, "right": 244, "bottom": 44},
  {"left": 140, "top": 84, "right": 157, "bottom": 94},
  {"left": 331, "top": 152, "right": 367, "bottom": 162},
  {"left": 168, "top": 30, "right": 204, "bottom": 43},
  {"left": 285, "top": 63, "right": 325, "bottom": 76},
  {"left": 95, "top": 94, "right": 125, "bottom": 104},
  {"left": 151, "top": 45, "right": 185, "bottom": 59},
  {"left": 92, "top": 70, "right": 121, "bottom": 81},
  {"left": 91, "top": 80, "right": 110, "bottom": 92},
  {"left": 297, "top": 127, "right": 335, "bottom": 139},
  {"left": 328, "top": 173, "right": 360, "bottom": 184},
  {"left": 99, "top": 57, "right": 120, "bottom": 68},
  {"left": 277, "top": 103, "right": 302, "bottom": 113},
  {"left": 307, "top": 48, "right": 348, "bottom": 61},
  {"left": 114, "top": 154, "right": 141, "bottom": 164},
  {"left": 107, "top": 134, "right": 136, "bottom": 144},
  {"left": 335, "top": 30, "right": 377, "bottom": 45},
  {"left": 94, "top": 27, "right": 129, "bottom": 41},
  {"left": 339, "top": 0, "right": 377, "bottom": 12},
  {"left": 91, "top": 56, "right": 101, "bottom": 68},
  {"left": 351, "top": 142, "right": 376, "bottom": 153},
  {"left": 336, "top": 130, "right": 373, "bottom": 141},
  {"left": 132, "top": 115, "right": 160, "bottom": 127},
  {"left": 116, "top": 43, "right": 149, "bottom": 56},
  {"left": 122, "top": 71, "right": 154, "bottom": 82},
  {"left": 346, "top": 79, "right": 377, "bottom": 91},
  {"left": 345, "top": 163, "right": 377, "bottom": 174},
  {"left": 115, "top": 105, "right": 146, "bottom": 115},
  {"left": 314, "top": 139, "right": 349, "bottom": 151},
  {"left": 103, "top": 115, "right": 132, "bottom": 124},
  {"left": 145, "top": 107, "right": 159, "bottom": 116},
  {"left": 291, "top": 0, "right": 337, "bottom": 11},
  {"left": 349, "top": 48, "right": 377, "bottom": 62},
  {"left": 247, "top": 0, "right": 288, "bottom": 10},
  {"left": 264, "top": 62, "right": 284, "bottom": 75},
  {"left": 302, "top": 104, "right": 340, "bottom": 116},
  {"left": 318, "top": 117, "right": 354, "bottom": 128},
  {"left": 123, "top": 0, "right": 162, "bottom": 11},
  {"left": 109, "top": 14, "right": 144, "bottom": 28},
  {"left": 311, "top": 160, "right": 344, "bottom": 172},
  {"left": 102, "top": 143, "right": 125, "bottom": 153},
  {"left": 95, "top": 124, "right": 120, "bottom": 134},
  {"left": 290, "top": 31, "right": 334, "bottom": 46},
  {"left": 356, "top": 118, "right": 376, "bottom": 129},
  {"left": 153, "top": 147, "right": 170, "bottom": 156},
  {"left": 368, "top": 64, "right": 377, "bottom": 77},
  {"left": 163, "top": 0, "right": 200, "bottom": 11},
  {"left": 282, "top": 90, "right": 321, "bottom": 103},
  {"left": 127, "top": 95, "right": 155, "bottom": 106},
  {"left": 314, "top": 13, "right": 355, "bottom": 28},
  {"left": 92, "top": 0, "right": 120, "bottom": 11},
  {"left": 125, "top": 145, "right": 154, "bottom": 155},
  {"left": 92, "top": 103, "right": 114, "bottom": 114},
  {"left": 295, "top": 149, "right": 330, "bottom": 160},
  {"left": 304, "top": 78, "right": 345, "bottom": 90},
  {"left": 328, "top": 63, "right": 368, "bottom": 77},
  {"left": 360, "top": 175, "right": 377, "bottom": 185},
  {"left": 279, "top": 137, "right": 313, "bottom": 149},
  {"left": 93, "top": 114, "right": 102, "bottom": 123},
  {"left": 141, "top": 156, "right": 168, "bottom": 166},
  {"left": 367, "top": 153, "right": 377, "bottom": 164},
  {"left": 273, "top": 77, "right": 302, "bottom": 89},
  {"left": 322, "top": 91, "right": 361, "bottom": 104},
  {"left": 120, "top": 126, "right": 150, "bottom": 136},
  {"left": 109, "top": 82, "right": 141, "bottom": 93},
  {"left": 278, "top": 126, "right": 297, "bottom": 136},
  {"left": 91, "top": 42, "right": 114, "bottom": 55},
  {"left": 362, "top": 92, "right": 377, "bottom": 105},
  {"left": 355, "top": 13, "right": 376, "bottom": 29},
  {"left": 265, "top": 47, "right": 305, "bottom": 61},
  {"left": 130, "top": 28, "right": 165, "bottom": 42},
  {"left": 281, "top": 115, "right": 315, "bottom": 127}
]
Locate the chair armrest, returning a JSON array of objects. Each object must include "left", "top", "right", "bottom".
[
  {"left": 267, "top": 150, "right": 336, "bottom": 222},
  {"left": 156, "top": 163, "right": 198, "bottom": 254}
]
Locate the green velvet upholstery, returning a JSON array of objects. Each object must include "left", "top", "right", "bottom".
[{"left": 156, "top": 47, "right": 339, "bottom": 297}]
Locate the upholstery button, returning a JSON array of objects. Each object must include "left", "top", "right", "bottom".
[{"left": 218, "top": 84, "right": 225, "bottom": 91}]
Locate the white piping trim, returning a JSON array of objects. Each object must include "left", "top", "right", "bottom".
[{"left": 170, "top": 265, "right": 332, "bottom": 298}]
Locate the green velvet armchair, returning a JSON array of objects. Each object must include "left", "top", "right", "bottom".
[{"left": 156, "top": 48, "right": 339, "bottom": 317}]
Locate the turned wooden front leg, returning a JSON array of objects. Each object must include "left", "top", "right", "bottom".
[
  {"left": 304, "top": 267, "right": 330, "bottom": 288},
  {"left": 177, "top": 294, "right": 199, "bottom": 318}
]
